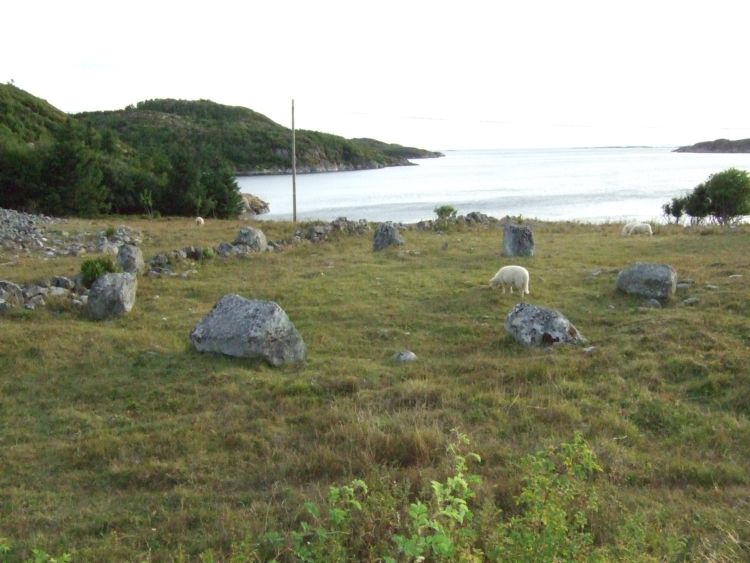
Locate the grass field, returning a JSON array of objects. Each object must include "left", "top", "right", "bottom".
[{"left": 1, "top": 217, "right": 749, "bottom": 561}]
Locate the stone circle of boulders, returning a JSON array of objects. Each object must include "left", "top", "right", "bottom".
[
  {"left": 502, "top": 223, "right": 535, "bottom": 257},
  {"left": 373, "top": 222, "right": 404, "bottom": 251},
  {"left": 87, "top": 273, "right": 138, "bottom": 320},
  {"left": 116, "top": 244, "right": 145, "bottom": 274},
  {"left": 616, "top": 263, "right": 677, "bottom": 301},
  {"left": 190, "top": 294, "right": 306, "bottom": 367},
  {"left": 505, "top": 303, "right": 586, "bottom": 346}
]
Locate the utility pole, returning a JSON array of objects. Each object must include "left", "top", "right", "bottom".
[{"left": 292, "top": 99, "right": 297, "bottom": 223}]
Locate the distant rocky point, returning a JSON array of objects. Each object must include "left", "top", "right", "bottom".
[{"left": 674, "top": 138, "right": 750, "bottom": 153}]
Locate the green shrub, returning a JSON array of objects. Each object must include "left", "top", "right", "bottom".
[
  {"left": 434, "top": 205, "right": 458, "bottom": 221},
  {"left": 80, "top": 256, "right": 118, "bottom": 288},
  {"left": 665, "top": 168, "right": 750, "bottom": 225}
]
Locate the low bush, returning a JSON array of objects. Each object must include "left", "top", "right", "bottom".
[{"left": 80, "top": 256, "right": 118, "bottom": 288}]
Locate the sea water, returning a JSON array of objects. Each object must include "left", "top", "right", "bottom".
[{"left": 236, "top": 147, "right": 750, "bottom": 223}]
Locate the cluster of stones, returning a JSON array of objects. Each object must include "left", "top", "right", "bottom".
[
  {"left": 415, "top": 211, "right": 500, "bottom": 231},
  {"left": 0, "top": 242, "right": 144, "bottom": 317},
  {"left": 0, "top": 208, "right": 146, "bottom": 259},
  {"left": 292, "top": 217, "right": 371, "bottom": 244},
  {"left": 0, "top": 207, "right": 67, "bottom": 256},
  {"left": 0, "top": 276, "right": 83, "bottom": 312}
]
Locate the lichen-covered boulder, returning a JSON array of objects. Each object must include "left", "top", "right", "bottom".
[
  {"left": 87, "top": 273, "right": 138, "bottom": 320},
  {"left": 373, "top": 222, "right": 404, "bottom": 251},
  {"left": 502, "top": 223, "right": 535, "bottom": 257},
  {"left": 616, "top": 263, "right": 677, "bottom": 301},
  {"left": 505, "top": 303, "right": 585, "bottom": 346},
  {"left": 116, "top": 244, "right": 145, "bottom": 274},
  {"left": 190, "top": 294, "right": 306, "bottom": 367},
  {"left": 234, "top": 227, "right": 267, "bottom": 252}
]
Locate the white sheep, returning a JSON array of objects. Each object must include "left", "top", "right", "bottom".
[
  {"left": 622, "top": 222, "right": 652, "bottom": 236},
  {"left": 489, "top": 265, "right": 530, "bottom": 295},
  {"left": 195, "top": 216, "right": 205, "bottom": 226}
]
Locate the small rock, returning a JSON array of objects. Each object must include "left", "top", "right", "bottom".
[
  {"left": 705, "top": 284, "right": 719, "bottom": 290},
  {"left": 682, "top": 297, "right": 700, "bottom": 306},
  {"left": 392, "top": 350, "right": 417, "bottom": 363}
]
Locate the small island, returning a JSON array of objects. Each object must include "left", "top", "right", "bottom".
[{"left": 674, "top": 138, "right": 750, "bottom": 153}]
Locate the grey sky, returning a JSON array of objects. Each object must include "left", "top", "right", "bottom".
[{"left": 3, "top": 0, "right": 749, "bottom": 150}]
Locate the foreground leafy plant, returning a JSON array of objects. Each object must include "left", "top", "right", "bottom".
[
  {"left": 490, "top": 432, "right": 602, "bottom": 562},
  {"left": 390, "top": 430, "right": 482, "bottom": 561},
  {"left": 284, "top": 479, "right": 369, "bottom": 562},
  {"left": 249, "top": 432, "right": 608, "bottom": 562}
]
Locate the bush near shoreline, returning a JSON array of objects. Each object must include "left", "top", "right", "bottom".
[{"left": 1, "top": 215, "right": 749, "bottom": 561}]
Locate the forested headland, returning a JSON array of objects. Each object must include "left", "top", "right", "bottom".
[{"left": 0, "top": 84, "right": 442, "bottom": 218}]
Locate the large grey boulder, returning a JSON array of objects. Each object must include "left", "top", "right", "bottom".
[
  {"left": 0, "top": 280, "right": 24, "bottom": 310},
  {"left": 234, "top": 227, "right": 267, "bottom": 252},
  {"left": 505, "top": 303, "right": 586, "bottom": 346},
  {"left": 116, "top": 244, "right": 145, "bottom": 274},
  {"left": 87, "top": 273, "right": 138, "bottom": 320},
  {"left": 373, "top": 222, "right": 404, "bottom": 251},
  {"left": 190, "top": 294, "right": 306, "bottom": 367},
  {"left": 502, "top": 224, "right": 535, "bottom": 257},
  {"left": 616, "top": 263, "right": 677, "bottom": 301}
]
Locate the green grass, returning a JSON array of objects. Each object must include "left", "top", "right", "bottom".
[{"left": 1, "top": 218, "right": 749, "bottom": 560}]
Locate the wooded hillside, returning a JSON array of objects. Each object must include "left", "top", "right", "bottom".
[{"left": 0, "top": 85, "right": 442, "bottom": 218}]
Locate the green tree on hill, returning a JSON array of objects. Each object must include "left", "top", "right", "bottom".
[{"left": 40, "top": 124, "right": 110, "bottom": 216}]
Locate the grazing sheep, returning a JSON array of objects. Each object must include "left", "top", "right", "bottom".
[
  {"left": 195, "top": 216, "right": 205, "bottom": 226},
  {"left": 489, "top": 265, "right": 530, "bottom": 295},
  {"left": 622, "top": 222, "right": 652, "bottom": 236}
]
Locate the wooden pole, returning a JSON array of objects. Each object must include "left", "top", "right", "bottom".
[{"left": 292, "top": 99, "right": 297, "bottom": 223}]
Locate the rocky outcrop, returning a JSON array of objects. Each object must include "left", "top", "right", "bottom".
[
  {"left": 190, "top": 294, "right": 306, "bottom": 366},
  {"left": 87, "top": 273, "right": 138, "bottom": 320},
  {"left": 240, "top": 194, "right": 270, "bottom": 217},
  {"left": 616, "top": 263, "right": 677, "bottom": 301},
  {"left": 674, "top": 138, "right": 750, "bottom": 153},
  {"left": 505, "top": 303, "right": 586, "bottom": 346}
]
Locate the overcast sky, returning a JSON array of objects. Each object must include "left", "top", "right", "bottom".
[{"left": 3, "top": 0, "right": 750, "bottom": 150}]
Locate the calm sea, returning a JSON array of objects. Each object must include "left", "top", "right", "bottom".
[{"left": 236, "top": 147, "right": 750, "bottom": 224}]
